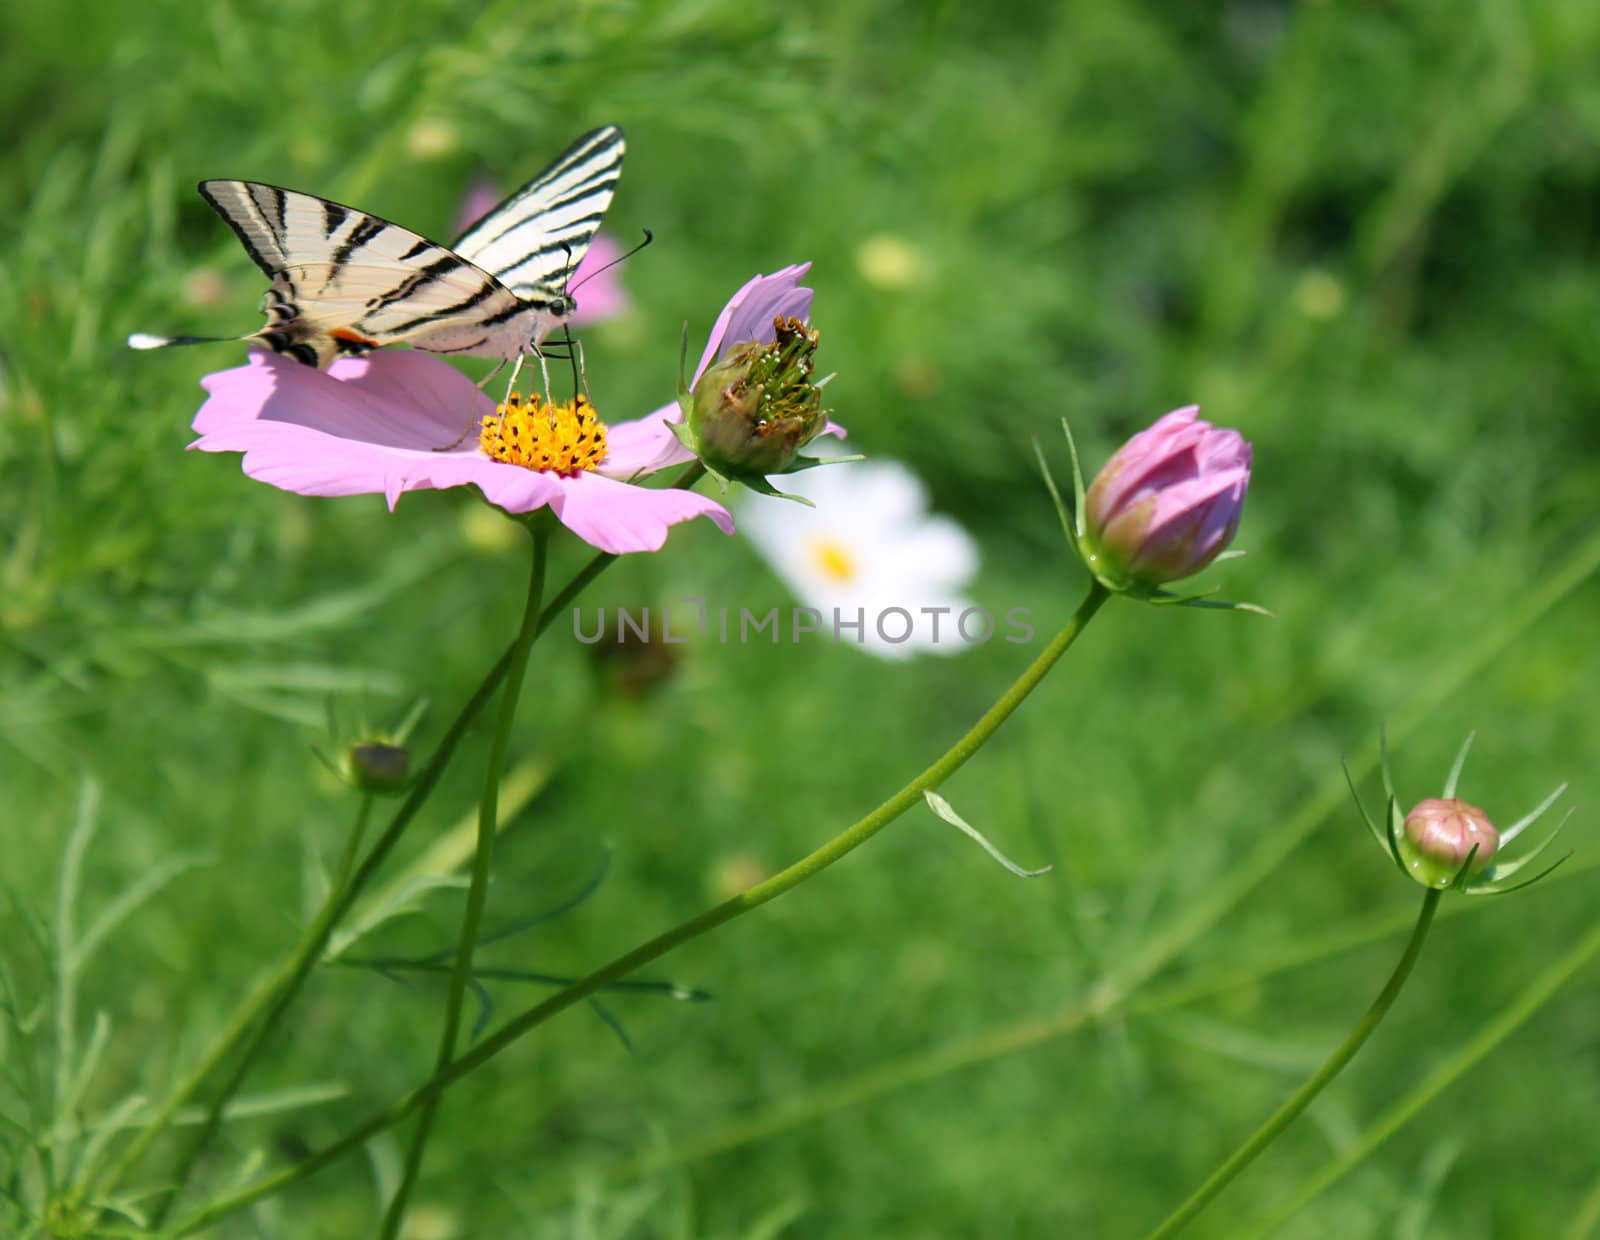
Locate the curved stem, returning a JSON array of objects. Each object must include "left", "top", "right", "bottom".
[
  {"left": 379, "top": 519, "right": 551, "bottom": 1238},
  {"left": 168, "top": 582, "right": 1110, "bottom": 1235},
  {"left": 1245, "top": 907, "right": 1600, "bottom": 1238},
  {"left": 1143, "top": 887, "right": 1442, "bottom": 1240}
]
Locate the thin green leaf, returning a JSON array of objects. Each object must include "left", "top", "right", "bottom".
[
  {"left": 72, "top": 852, "right": 209, "bottom": 972},
  {"left": 923, "top": 790, "right": 1052, "bottom": 878}
]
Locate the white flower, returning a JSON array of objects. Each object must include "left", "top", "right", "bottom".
[{"left": 737, "top": 460, "right": 981, "bottom": 660}]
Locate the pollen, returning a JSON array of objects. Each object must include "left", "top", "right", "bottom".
[
  {"left": 480, "top": 392, "right": 609, "bottom": 475},
  {"left": 809, "top": 535, "right": 858, "bottom": 583}
]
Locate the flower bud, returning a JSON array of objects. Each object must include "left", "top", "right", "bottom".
[
  {"left": 1399, "top": 796, "right": 1499, "bottom": 887},
  {"left": 1082, "top": 406, "right": 1251, "bottom": 591},
  {"left": 345, "top": 740, "right": 410, "bottom": 795},
  {"left": 685, "top": 316, "right": 828, "bottom": 480}
]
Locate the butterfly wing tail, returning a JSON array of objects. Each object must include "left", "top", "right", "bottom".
[{"left": 128, "top": 332, "right": 246, "bottom": 350}]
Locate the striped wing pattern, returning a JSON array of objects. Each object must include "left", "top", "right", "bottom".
[
  {"left": 452, "top": 125, "right": 625, "bottom": 303},
  {"left": 146, "top": 126, "right": 625, "bottom": 370},
  {"left": 198, "top": 181, "right": 533, "bottom": 367}
]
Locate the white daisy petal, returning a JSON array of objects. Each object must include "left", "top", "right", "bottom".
[{"left": 736, "top": 458, "right": 982, "bottom": 660}]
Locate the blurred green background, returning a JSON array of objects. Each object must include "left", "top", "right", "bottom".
[{"left": 4, "top": 0, "right": 1600, "bottom": 1235}]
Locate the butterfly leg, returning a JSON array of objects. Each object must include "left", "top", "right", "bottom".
[
  {"left": 571, "top": 336, "right": 591, "bottom": 404},
  {"left": 527, "top": 342, "right": 563, "bottom": 427}
]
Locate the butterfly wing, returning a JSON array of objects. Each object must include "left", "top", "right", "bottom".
[
  {"left": 131, "top": 128, "right": 623, "bottom": 371},
  {"left": 195, "top": 180, "right": 534, "bottom": 367},
  {"left": 451, "top": 125, "right": 625, "bottom": 307}
]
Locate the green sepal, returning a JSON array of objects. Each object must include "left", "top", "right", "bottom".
[
  {"left": 1498, "top": 781, "right": 1569, "bottom": 848},
  {"left": 1378, "top": 726, "right": 1398, "bottom": 804},
  {"left": 1137, "top": 580, "right": 1273, "bottom": 616},
  {"left": 668, "top": 418, "right": 698, "bottom": 455},
  {"left": 737, "top": 472, "right": 814, "bottom": 505},
  {"left": 1446, "top": 842, "right": 1484, "bottom": 891},
  {"left": 1465, "top": 851, "right": 1571, "bottom": 896},
  {"left": 1033, "top": 432, "right": 1080, "bottom": 556},
  {"left": 1344, "top": 759, "right": 1399, "bottom": 865},
  {"left": 1059, "top": 416, "right": 1088, "bottom": 541},
  {"left": 1461, "top": 778, "right": 1573, "bottom": 893},
  {"left": 1442, "top": 731, "right": 1477, "bottom": 799},
  {"left": 1385, "top": 793, "right": 1407, "bottom": 869},
  {"left": 677, "top": 320, "right": 693, "bottom": 399},
  {"left": 774, "top": 450, "right": 863, "bottom": 474}
]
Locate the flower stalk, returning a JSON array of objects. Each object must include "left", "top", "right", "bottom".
[
  {"left": 1142, "top": 888, "right": 1442, "bottom": 1240},
  {"left": 379, "top": 516, "right": 553, "bottom": 1238},
  {"left": 90, "top": 465, "right": 700, "bottom": 1212}
]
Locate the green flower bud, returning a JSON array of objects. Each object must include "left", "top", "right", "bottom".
[
  {"left": 1398, "top": 796, "right": 1499, "bottom": 888},
  {"left": 345, "top": 740, "right": 410, "bottom": 795},
  {"left": 685, "top": 316, "right": 829, "bottom": 480}
]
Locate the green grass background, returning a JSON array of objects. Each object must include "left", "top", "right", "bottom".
[{"left": 4, "top": 0, "right": 1600, "bottom": 1235}]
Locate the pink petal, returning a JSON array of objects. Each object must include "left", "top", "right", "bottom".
[
  {"left": 195, "top": 349, "right": 491, "bottom": 450},
  {"left": 187, "top": 349, "right": 729, "bottom": 553},
  {"left": 603, "top": 401, "right": 696, "bottom": 475},
  {"left": 549, "top": 471, "right": 734, "bottom": 554},
  {"left": 693, "top": 264, "right": 814, "bottom": 383}
]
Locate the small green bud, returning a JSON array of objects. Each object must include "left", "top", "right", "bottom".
[
  {"left": 685, "top": 316, "right": 829, "bottom": 481},
  {"left": 1398, "top": 796, "right": 1499, "bottom": 888},
  {"left": 345, "top": 740, "right": 410, "bottom": 795}
]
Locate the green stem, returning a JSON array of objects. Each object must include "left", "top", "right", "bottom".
[
  {"left": 168, "top": 582, "right": 1110, "bottom": 1235},
  {"left": 141, "top": 795, "right": 375, "bottom": 1227},
  {"left": 1143, "top": 887, "right": 1442, "bottom": 1240},
  {"left": 92, "top": 546, "right": 613, "bottom": 1204},
  {"left": 95, "top": 465, "right": 699, "bottom": 1211},
  {"left": 1246, "top": 908, "right": 1600, "bottom": 1239},
  {"left": 378, "top": 520, "right": 551, "bottom": 1239}
]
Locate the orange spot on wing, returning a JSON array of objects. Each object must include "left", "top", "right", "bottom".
[{"left": 330, "top": 328, "right": 379, "bottom": 346}]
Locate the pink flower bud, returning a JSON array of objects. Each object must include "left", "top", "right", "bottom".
[
  {"left": 1400, "top": 797, "right": 1500, "bottom": 887},
  {"left": 1083, "top": 406, "right": 1252, "bottom": 590}
]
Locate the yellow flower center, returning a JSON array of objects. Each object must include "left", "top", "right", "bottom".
[
  {"left": 810, "top": 535, "right": 858, "bottom": 583},
  {"left": 479, "top": 393, "right": 608, "bottom": 475}
]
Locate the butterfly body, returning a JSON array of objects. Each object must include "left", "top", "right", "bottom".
[{"left": 131, "top": 125, "right": 623, "bottom": 370}]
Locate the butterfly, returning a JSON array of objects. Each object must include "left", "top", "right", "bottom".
[{"left": 130, "top": 125, "right": 624, "bottom": 375}]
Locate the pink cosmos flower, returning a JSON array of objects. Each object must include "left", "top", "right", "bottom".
[
  {"left": 189, "top": 349, "right": 733, "bottom": 554},
  {"left": 453, "top": 177, "right": 629, "bottom": 327},
  {"left": 1082, "top": 406, "right": 1251, "bottom": 589}
]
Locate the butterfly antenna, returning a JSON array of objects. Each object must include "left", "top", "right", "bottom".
[{"left": 568, "top": 227, "right": 653, "bottom": 295}]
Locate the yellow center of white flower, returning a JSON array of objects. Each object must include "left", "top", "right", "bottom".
[
  {"left": 809, "top": 536, "right": 858, "bottom": 583},
  {"left": 480, "top": 393, "right": 608, "bottom": 475}
]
